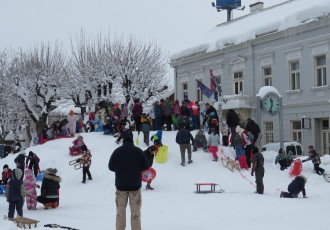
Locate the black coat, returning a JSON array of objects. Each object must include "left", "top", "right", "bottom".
[
  {"left": 14, "top": 154, "right": 26, "bottom": 168},
  {"left": 176, "top": 128, "right": 194, "bottom": 145},
  {"left": 288, "top": 176, "right": 306, "bottom": 196},
  {"left": 245, "top": 119, "right": 261, "bottom": 141},
  {"left": 144, "top": 148, "right": 154, "bottom": 168},
  {"left": 41, "top": 173, "right": 61, "bottom": 198},
  {"left": 7, "top": 169, "right": 24, "bottom": 202},
  {"left": 226, "top": 109, "right": 240, "bottom": 128},
  {"left": 109, "top": 141, "right": 149, "bottom": 191}
]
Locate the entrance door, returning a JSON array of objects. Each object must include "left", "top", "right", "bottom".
[{"left": 321, "top": 119, "right": 330, "bottom": 155}]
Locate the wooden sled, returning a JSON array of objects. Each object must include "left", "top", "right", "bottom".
[
  {"left": 4, "top": 215, "right": 39, "bottom": 229},
  {"left": 220, "top": 156, "right": 240, "bottom": 172},
  {"left": 194, "top": 183, "right": 225, "bottom": 194}
]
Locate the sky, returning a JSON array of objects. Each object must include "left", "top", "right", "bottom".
[
  {"left": 0, "top": 0, "right": 287, "bottom": 55},
  {"left": 1, "top": 130, "right": 330, "bottom": 229}
]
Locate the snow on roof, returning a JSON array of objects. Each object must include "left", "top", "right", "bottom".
[
  {"left": 256, "top": 86, "right": 281, "bottom": 98},
  {"left": 171, "top": 0, "right": 330, "bottom": 61}
]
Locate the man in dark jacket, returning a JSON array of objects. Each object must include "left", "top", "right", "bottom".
[
  {"left": 202, "top": 103, "right": 219, "bottom": 130},
  {"left": 280, "top": 175, "right": 307, "bottom": 198},
  {"left": 109, "top": 136, "right": 149, "bottom": 230},
  {"left": 37, "top": 168, "right": 61, "bottom": 209},
  {"left": 176, "top": 126, "right": 195, "bottom": 166},
  {"left": 244, "top": 118, "right": 261, "bottom": 144},
  {"left": 251, "top": 147, "right": 264, "bottom": 194},
  {"left": 132, "top": 98, "right": 143, "bottom": 133},
  {"left": 26, "top": 151, "right": 40, "bottom": 177},
  {"left": 14, "top": 151, "right": 26, "bottom": 178},
  {"left": 226, "top": 109, "right": 240, "bottom": 144}
]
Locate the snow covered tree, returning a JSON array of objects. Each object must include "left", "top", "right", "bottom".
[{"left": 7, "top": 43, "right": 67, "bottom": 135}]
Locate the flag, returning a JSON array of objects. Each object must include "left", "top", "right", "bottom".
[
  {"left": 210, "top": 69, "right": 218, "bottom": 92},
  {"left": 196, "top": 79, "right": 213, "bottom": 98}
]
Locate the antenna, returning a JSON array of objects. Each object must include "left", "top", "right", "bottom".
[{"left": 211, "top": 0, "right": 245, "bottom": 21}]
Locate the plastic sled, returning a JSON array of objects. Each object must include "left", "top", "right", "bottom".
[
  {"left": 155, "top": 145, "right": 168, "bottom": 163},
  {"left": 141, "top": 168, "right": 157, "bottom": 182},
  {"left": 36, "top": 170, "right": 45, "bottom": 182},
  {"left": 69, "top": 147, "right": 81, "bottom": 156},
  {"left": 289, "top": 159, "right": 302, "bottom": 176}
]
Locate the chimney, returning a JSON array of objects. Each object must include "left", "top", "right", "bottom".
[{"left": 249, "top": 2, "right": 264, "bottom": 13}]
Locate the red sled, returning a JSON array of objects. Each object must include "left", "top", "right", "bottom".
[
  {"left": 69, "top": 147, "right": 81, "bottom": 156},
  {"left": 141, "top": 168, "right": 156, "bottom": 182},
  {"left": 289, "top": 159, "right": 302, "bottom": 176}
]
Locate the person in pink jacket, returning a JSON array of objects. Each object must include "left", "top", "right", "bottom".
[
  {"left": 24, "top": 169, "right": 39, "bottom": 210},
  {"left": 67, "top": 110, "right": 78, "bottom": 136}
]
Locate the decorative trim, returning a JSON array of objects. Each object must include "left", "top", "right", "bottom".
[
  {"left": 286, "top": 50, "right": 302, "bottom": 61},
  {"left": 311, "top": 43, "right": 328, "bottom": 55}
]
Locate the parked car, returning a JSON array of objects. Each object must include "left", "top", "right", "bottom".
[{"left": 262, "top": 141, "right": 303, "bottom": 156}]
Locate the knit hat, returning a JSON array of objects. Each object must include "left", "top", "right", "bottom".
[
  {"left": 46, "top": 168, "right": 58, "bottom": 175},
  {"left": 14, "top": 168, "right": 23, "bottom": 180},
  {"left": 28, "top": 151, "right": 34, "bottom": 157},
  {"left": 3, "top": 164, "right": 9, "bottom": 169},
  {"left": 69, "top": 110, "right": 74, "bottom": 115}
]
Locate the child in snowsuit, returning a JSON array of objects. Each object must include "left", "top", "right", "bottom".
[
  {"left": 69, "top": 135, "right": 85, "bottom": 155},
  {"left": 275, "top": 148, "right": 293, "bottom": 170},
  {"left": 144, "top": 145, "right": 157, "bottom": 190},
  {"left": 220, "top": 121, "right": 229, "bottom": 146},
  {"left": 280, "top": 175, "right": 307, "bottom": 198},
  {"left": 115, "top": 117, "right": 132, "bottom": 144},
  {"left": 24, "top": 169, "right": 39, "bottom": 210},
  {"left": 6, "top": 168, "right": 26, "bottom": 218},
  {"left": 81, "top": 145, "right": 92, "bottom": 184},
  {"left": 302, "top": 145, "right": 325, "bottom": 175},
  {"left": 176, "top": 126, "right": 194, "bottom": 166},
  {"left": 208, "top": 127, "right": 220, "bottom": 161},
  {"left": 251, "top": 147, "right": 264, "bottom": 194},
  {"left": 141, "top": 113, "right": 152, "bottom": 146},
  {"left": 234, "top": 127, "right": 249, "bottom": 169},
  {"left": 151, "top": 130, "right": 163, "bottom": 148},
  {"left": 192, "top": 129, "right": 208, "bottom": 152},
  {"left": 1, "top": 164, "right": 12, "bottom": 185},
  {"left": 26, "top": 151, "right": 40, "bottom": 177}
]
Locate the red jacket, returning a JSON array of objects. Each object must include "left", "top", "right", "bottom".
[{"left": 2, "top": 169, "right": 12, "bottom": 185}]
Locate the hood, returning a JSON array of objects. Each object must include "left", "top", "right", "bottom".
[{"left": 13, "top": 168, "right": 23, "bottom": 180}]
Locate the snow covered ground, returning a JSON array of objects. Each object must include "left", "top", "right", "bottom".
[{"left": 1, "top": 131, "right": 329, "bottom": 230}]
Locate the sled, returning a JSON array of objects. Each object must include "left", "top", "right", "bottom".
[
  {"left": 289, "top": 159, "right": 302, "bottom": 176},
  {"left": 69, "top": 147, "right": 81, "bottom": 157},
  {"left": 155, "top": 145, "right": 168, "bottom": 163},
  {"left": 4, "top": 215, "right": 40, "bottom": 229},
  {"left": 0, "top": 185, "right": 6, "bottom": 195},
  {"left": 194, "top": 183, "right": 225, "bottom": 194},
  {"left": 141, "top": 168, "right": 157, "bottom": 182},
  {"left": 323, "top": 173, "right": 330, "bottom": 182},
  {"left": 36, "top": 170, "right": 45, "bottom": 181},
  {"left": 220, "top": 156, "right": 240, "bottom": 172},
  {"left": 44, "top": 223, "right": 79, "bottom": 230},
  {"left": 69, "top": 158, "right": 82, "bottom": 170}
]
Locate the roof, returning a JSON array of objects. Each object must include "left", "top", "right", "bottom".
[{"left": 171, "top": 0, "right": 330, "bottom": 61}]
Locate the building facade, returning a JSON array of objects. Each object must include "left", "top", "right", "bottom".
[{"left": 170, "top": 4, "right": 330, "bottom": 155}]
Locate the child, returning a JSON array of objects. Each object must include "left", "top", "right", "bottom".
[
  {"left": 251, "top": 147, "right": 264, "bottom": 194},
  {"left": 151, "top": 130, "right": 163, "bottom": 148},
  {"left": 175, "top": 125, "right": 194, "bottom": 166},
  {"left": 275, "top": 148, "right": 293, "bottom": 171},
  {"left": 141, "top": 113, "right": 152, "bottom": 146},
  {"left": 302, "top": 145, "right": 325, "bottom": 175},
  {"left": 5, "top": 168, "right": 26, "bottom": 219},
  {"left": 280, "top": 175, "right": 307, "bottom": 198},
  {"left": 24, "top": 169, "right": 39, "bottom": 210},
  {"left": 207, "top": 127, "right": 220, "bottom": 161},
  {"left": 234, "top": 127, "right": 249, "bottom": 170},
  {"left": 220, "top": 121, "right": 229, "bottom": 146},
  {"left": 69, "top": 134, "right": 85, "bottom": 155},
  {"left": 115, "top": 117, "right": 132, "bottom": 144},
  {"left": 26, "top": 151, "right": 40, "bottom": 177},
  {"left": 144, "top": 145, "right": 157, "bottom": 190},
  {"left": 81, "top": 145, "right": 92, "bottom": 184},
  {"left": 1, "top": 164, "right": 12, "bottom": 185},
  {"left": 193, "top": 129, "right": 208, "bottom": 152}
]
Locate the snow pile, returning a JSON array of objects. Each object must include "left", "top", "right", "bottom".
[{"left": 1, "top": 131, "right": 330, "bottom": 230}]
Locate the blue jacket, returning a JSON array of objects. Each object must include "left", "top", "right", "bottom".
[{"left": 109, "top": 140, "right": 149, "bottom": 191}]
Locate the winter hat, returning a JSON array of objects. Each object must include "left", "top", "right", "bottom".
[
  {"left": 46, "top": 168, "right": 58, "bottom": 175},
  {"left": 300, "top": 175, "right": 307, "bottom": 184},
  {"left": 3, "top": 164, "right": 9, "bottom": 169},
  {"left": 69, "top": 110, "right": 74, "bottom": 115},
  {"left": 13, "top": 168, "right": 23, "bottom": 180},
  {"left": 25, "top": 169, "right": 34, "bottom": 178},
  {"left": 28, "top": 151, "right": 34, "bottom": 157}
]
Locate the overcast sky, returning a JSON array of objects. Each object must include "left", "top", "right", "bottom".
[{"left": 0, "top": 0, "right": 286, "bottom": 55}]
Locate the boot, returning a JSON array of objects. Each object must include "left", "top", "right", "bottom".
[
  {"left": 52, "top": 202, "right": 57, "bottom": 209},
  {"left": 188, "top": 160, "right": 193, "bottom": 164},
  {"left": 146, "top": 184, "right": 154, "bottom": 190},
  {"left": 44, "top": 203, "right": 49, "bottom": 210}
]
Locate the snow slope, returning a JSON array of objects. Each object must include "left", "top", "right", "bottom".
[{"left": 1, "top": 131, "right": 329, "bottom": 230}]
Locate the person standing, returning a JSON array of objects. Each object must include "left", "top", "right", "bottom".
[
  {"left": 24, "top": 169, "right": 39, "bottom": 210},
  {"left": 176, "top": 125, "right": 195, "bottom": 166},
  {"left": 208, "top": 127, "right": 220, "bottom": 161},
  {"left": 143, "top": 145, "right": 157, "bottom": 190},
  {"left": 81, "top": 145, "right": 92, "bottom": 184},
  {"left": 109, "top": 137, "right": 149, "bottom": 230},
  {"left": 132, "top": 98, "right": 143, "bottom": 133},
  {"left": 302, "top": 145, "right": 325, "bottom": 175},
  {"left": 251, "top": 147, "right": 264, "bottom": 194},
  {"left": 226, "top": 109, "right": 240, "bottom": 145},
  {"left": 67, "top": 110, "right": 78, "bottom": 136},
  {"left": 14, "top": 151, "right": 26, "bottom": 178}
]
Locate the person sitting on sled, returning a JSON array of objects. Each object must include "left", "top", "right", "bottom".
[
  {"left": 302, "top": 145, "right": 325, "bottom": 175},
  {"left": 69, "top": 134, "right": 85, "bottom": 155},
  {"left": 143, "top": 145, "right": 157, "bottom": 190},
  {"left": 275, "top": 148, "right": 294, "bottom": 171},
  {"left": 192, "top": 129, "right": 208, "bottom": 152},
  {"left": 280, "top": 175, "right": 307, "bottom": 198}
]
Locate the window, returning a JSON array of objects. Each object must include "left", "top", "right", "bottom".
[
  {"left": 289, "top": 61, "right": 300, "bottom": 90},
  {"left": 182, "top": 82, "right": 188, "bottom": 98},
  {"left": 292, "top": 121, "right": 302, "bottom": 142},
  {"left": 233, "top": 71, "right": 243, "bottom": 94},
  {"left": 315, "top": 55, "right": 327, "bottom": 87},
  {"left": 196, "top": 87, "right": 202, "bottom": 102},
  {"left": 264, "top": 121, "right": 274, "bottom": 144},
  {"left": 263, "top": 67, "right": 272, "bottom": 86}
]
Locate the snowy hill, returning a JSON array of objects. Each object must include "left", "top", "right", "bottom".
[{"left": 1, "top": 131, "right": 330, "bottom": 230}]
